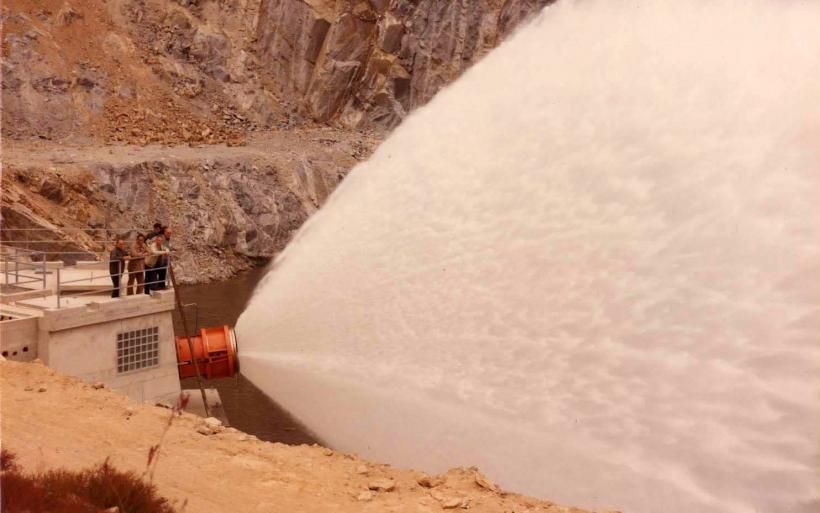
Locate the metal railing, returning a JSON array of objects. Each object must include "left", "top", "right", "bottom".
[
  {"left": 1, "top": 246, "right": 48, "bottom": 289},
  {"left": 55, "top": 256, "right": 174, "bottom": 308},
  {"left": 0, "top": 228, "right": 150, "bottom": 252},
  {"left": 0, "top": 224, "right": 177, "bottom": 306}
]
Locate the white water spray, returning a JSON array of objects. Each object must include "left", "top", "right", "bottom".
[{"left": 236, "top": 1, "right": 820, "bottom": 512}]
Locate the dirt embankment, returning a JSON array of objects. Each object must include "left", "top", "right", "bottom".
[{"left": 1, "top": 360, "right": 599, "bottom": 513}]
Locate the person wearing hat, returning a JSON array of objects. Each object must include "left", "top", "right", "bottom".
[{"left": 145, "top": 222, "right": 163, "bottom": 242}]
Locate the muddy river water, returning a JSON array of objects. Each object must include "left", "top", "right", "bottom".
[{"left": 172, "top": 266, "right": 319, "bottom": 445}]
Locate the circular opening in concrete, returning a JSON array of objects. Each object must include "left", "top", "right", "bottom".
[
  {"left": 22, "top": 346, "right": 29, "bottom": 352},
  {"left": 1, "top": 351, "right": 7, "bottom": 358}
]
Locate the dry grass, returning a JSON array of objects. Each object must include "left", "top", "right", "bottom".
[
  {"left": 0, "top": 392, "right": 191, "bottom": 512},
  {"left": 1, "top": 448, "right": 176, "bottom": 513}
]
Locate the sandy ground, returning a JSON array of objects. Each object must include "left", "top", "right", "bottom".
[{"left": 0, "top": 360, "right": 597, "bottom": 513}]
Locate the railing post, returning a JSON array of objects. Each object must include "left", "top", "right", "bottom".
[
  {"left": 182, "top": 303, "right": 200, "bottom": 334},
  {"left": 169, "top": 263, "right": 210, "bottom": 418},
  {"left": 14, "top": 247, "right": 19, "bottom": 284},
  {"left": 42, "top": 252, "right": 47, "bottom": 290},
  {"left": 4, "top": 247, "right": 9, "bottom": 285},
  {"left": 56, "top": 267, "right": 61, "bottom": 309}
]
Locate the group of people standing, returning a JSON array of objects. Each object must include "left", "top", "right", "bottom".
[{"left": 109, "top": 223, "right": 173, "bottom": 298}]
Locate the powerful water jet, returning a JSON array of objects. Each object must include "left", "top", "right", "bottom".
[{"left": 236, "top": 1, "right": 820, "bottom": 512}]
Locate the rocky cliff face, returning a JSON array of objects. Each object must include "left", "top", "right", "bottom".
[
  {"left": 1, "top": 0, "right": 550, "bottom": 282},
  {"left": 2, "top": 0, "right": 551, "bottom": 141},
  {"left": 255, "top": 0, "right": 554, "bottom": 130},
  {"left": 1, "top": 131, "right": 376, "bottom": 283}
]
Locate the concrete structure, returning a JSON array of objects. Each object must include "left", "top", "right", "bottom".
[
  {"left": 0, "top": 304, "right": 40, "bottom": 360},
  {"left": 1, "top": 285, "right": 181, "bottom": 403},
  {"left": 0, "top": 244, "right": 224, "bottom": 413},
  {"left": 39, "top": 291, "right": 181, "bottom": 402}
]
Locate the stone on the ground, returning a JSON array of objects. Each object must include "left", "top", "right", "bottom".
[
  {"left": 355, "top": 464, "right": 369, "bottom": 475},
  {"left": 203, "top": 417, "right": 223, "bottom": 428},
  {"left": 417, "top": 473, "right": 443, "bottom": 488},
  {"left": 197, "top": 417, "right": 225, "bottom": 435},
  {"left": 196, "top": 425, "right": 214, "bottom": 436},
  {"left": 356, "top": 491, "right": 375, "bottom": 502},
  {"left": 92, "top": 382, "right": 105, "bottom": 389},
  {"left": 474, "top": 471, "right": 498, "bottom": 492},
  {"left": 431, "top": 489, "right": 468, "bottom": 509},
  {"left": 368, "top": 478, "right": 396, "bottom": 492},
  {"left": 442, "top": 496, "right": 468, "bottom": 509}
]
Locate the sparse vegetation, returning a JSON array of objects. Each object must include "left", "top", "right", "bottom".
[{"left": 1, "top": 448, "right": 176, "bottom": 513}]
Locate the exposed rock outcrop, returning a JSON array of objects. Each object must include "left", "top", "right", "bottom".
[
  {"left": 2, "top": 0, "right": 552, "bottom": 141},
  {"left": 1, "top": 0, "right": 551, "bottom": 281},
  {"left": 255, "top": 0, "right": 556, "bottom": 130},
  {"left": 1, "top": 131, "right": 377, "bottom": 283}
]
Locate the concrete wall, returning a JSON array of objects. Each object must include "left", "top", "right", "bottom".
[
  {"left": 0, "top": 289, "right": 50, "bottom": 304},
  {"left": 39, "top": 291, "right": 181, "bottom": 403},
  {"left": 0, "top": 316, "right": 38, "bottom": 361},
  {"left": 44, "top": 311, "right": 179, "bottom": 402}
]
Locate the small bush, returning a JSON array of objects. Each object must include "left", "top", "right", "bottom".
[
  {"left": 1, "top": 449, "right": 19, "bottom": 472},
  {"left": 1, "top": 449, "right": 176, "bottom": 513}
]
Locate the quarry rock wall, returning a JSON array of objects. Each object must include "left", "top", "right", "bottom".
[
  {"left": 254, "top": 0, "right": 555, "bottom": 129},
  {"left": 2, "top": 0, "right": 551, "bottom": 140},
  {"left": 1, "top": 0, "right": 550, "bottom": 282},
  {"left": 1, "top": 132, "right": 376, "bottom": 283}
]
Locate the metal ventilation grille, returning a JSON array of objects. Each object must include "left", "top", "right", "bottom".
[{"left": 117, "top": 327, "right": 159, "bottom": 373}]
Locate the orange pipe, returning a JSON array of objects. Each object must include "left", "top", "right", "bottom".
[{"left": 176, "top": 325, "right": 238, "bottom": 380}]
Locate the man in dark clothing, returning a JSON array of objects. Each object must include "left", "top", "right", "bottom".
[
  {"left": 144, "top": 222, "right": 163, "bottom": 294},
  {"left": 109, "top": 238, "right": 130, "bottom": 298},
  {"left": 145, "top": 222, "right": 163, "bottom": 242},
  {"left": 156, "top": 226, "right": 172, "bottom": 290}
]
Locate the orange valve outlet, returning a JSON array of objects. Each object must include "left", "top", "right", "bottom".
[{"left": 175, "top": 325, "right": 238, "bottom": 380}]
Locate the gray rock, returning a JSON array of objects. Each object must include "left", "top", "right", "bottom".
[
  {"left": 379, "top": 19, "right": 404, "bottom": 54},
  {"left": 254, "top": 0, "right": 547, "bottom": 129}
]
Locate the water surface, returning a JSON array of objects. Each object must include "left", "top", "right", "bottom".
[{"left": 173, "top": 267, "right": 319, "bottom": 445}]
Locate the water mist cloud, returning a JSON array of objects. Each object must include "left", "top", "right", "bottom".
[{"left": 237, "top": 1, "right": 820, "bottom": 512}]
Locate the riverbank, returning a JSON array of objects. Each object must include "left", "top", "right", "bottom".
[{"left": 1, "top": 360, "right": 597, "bottom": 513}]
